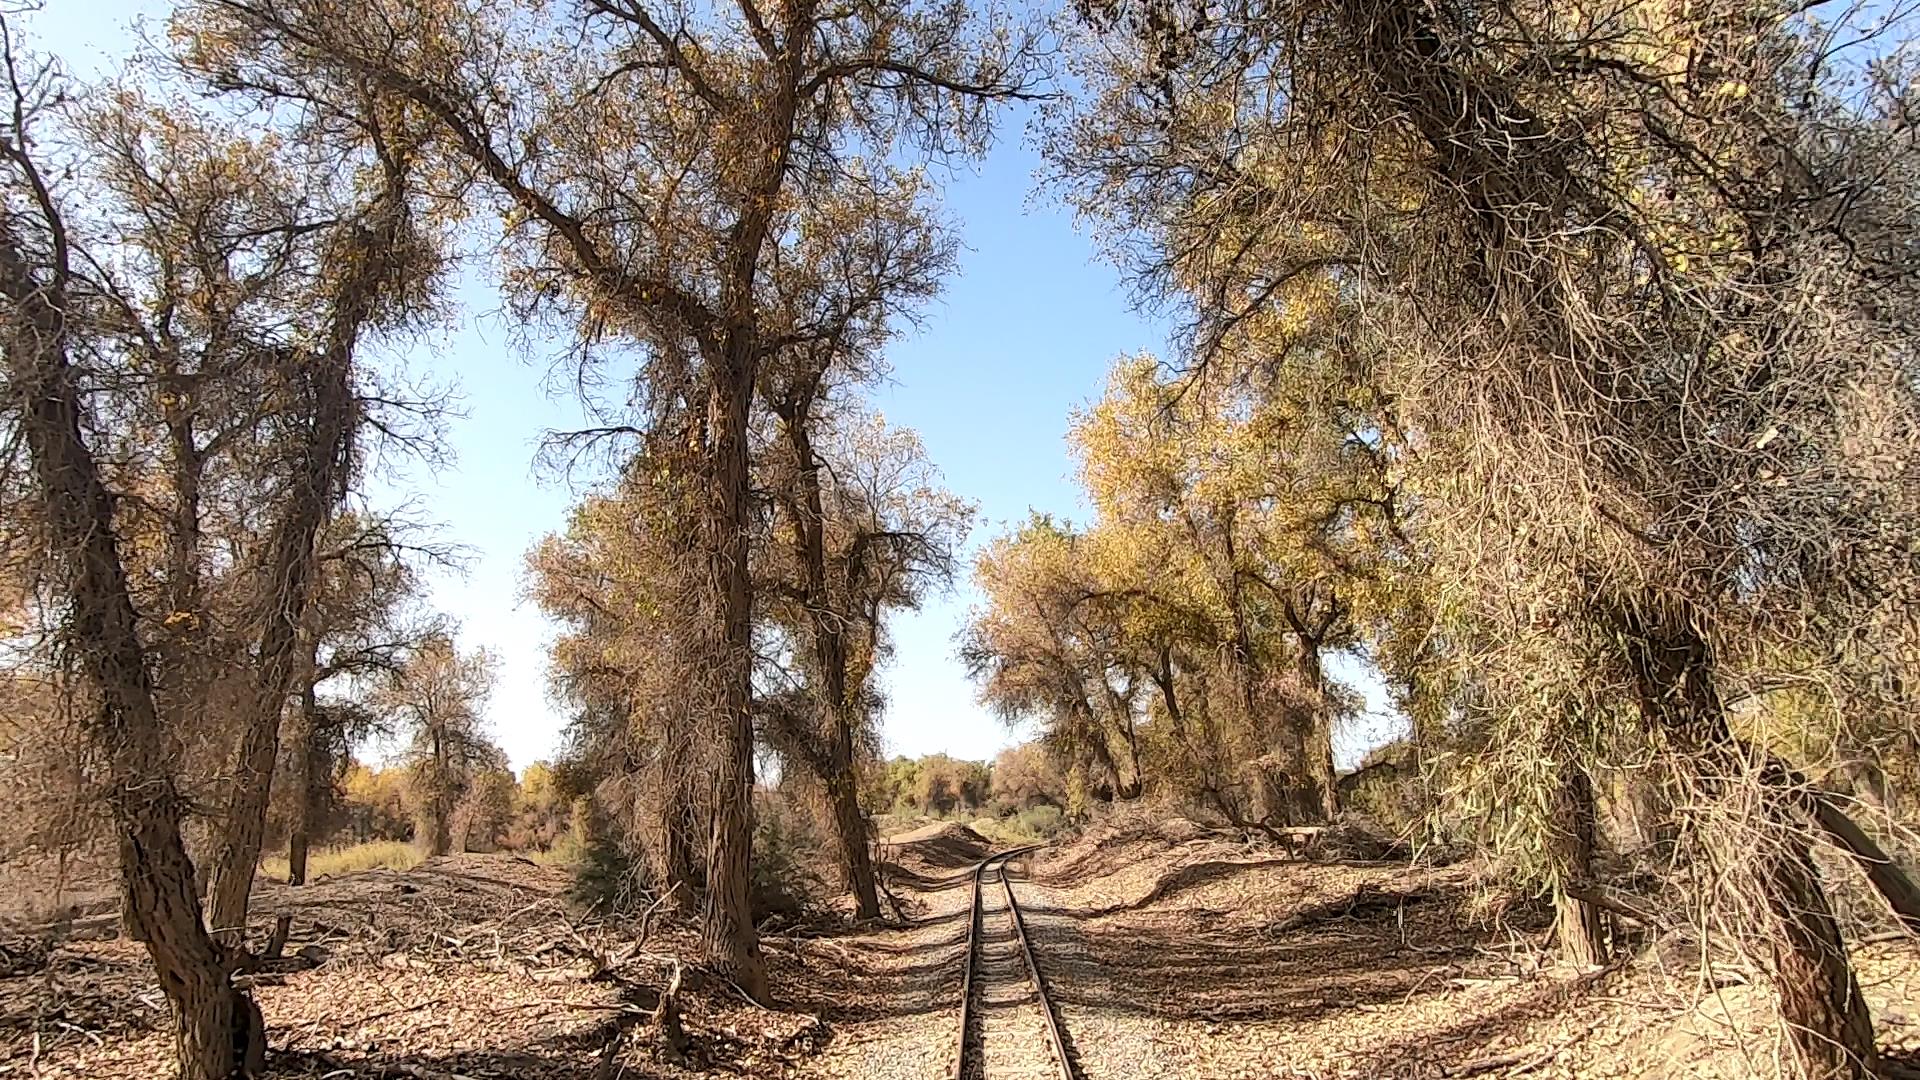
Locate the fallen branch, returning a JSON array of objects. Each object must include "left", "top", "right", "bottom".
[
  {"left": 1562, "top": 883, "right": 1664, "bottom": 929},
  {"left": 653, "top": 961, "right": 688, "bottom": 1064}
]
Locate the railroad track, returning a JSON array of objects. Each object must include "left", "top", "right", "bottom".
[{"left": 952, "top": 846, "right": 1076, "bottom": 1080}]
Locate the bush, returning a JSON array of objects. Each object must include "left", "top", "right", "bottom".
[
  {"left": 567, "top": 836, "right": 643, "bottom": 914},
  {"left": 972, "top": 804, "right": 1068, "bottom": 845},
  {"left": 561, "top": 797, "right": 650, "bottom": 915},
  {"left": 751, "top": 790, "right": 832, "bottom": 926}
]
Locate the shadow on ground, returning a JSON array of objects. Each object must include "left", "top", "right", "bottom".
[{"left": 1022, "top": 873, "right": 1550, "bottom": 1026}]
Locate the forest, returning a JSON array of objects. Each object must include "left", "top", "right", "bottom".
[{"left": 0, "top": 0, "right": 1917, "bottom": 1077}]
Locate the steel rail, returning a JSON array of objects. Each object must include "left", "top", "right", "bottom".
[
  {"left": 998, "top": 852, "right": 1075, "bottom": 1080},
  {"left": 950, "top": 845, "right": 1072, "bottom": 1080}
]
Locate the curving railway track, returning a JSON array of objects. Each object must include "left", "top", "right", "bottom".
[{"left": 952, "top": 847, "right": 1077, "bottom": 1080}]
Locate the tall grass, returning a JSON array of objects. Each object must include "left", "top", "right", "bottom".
[{"left": 260, "top": 840, "right": 422, "bottom": 882}]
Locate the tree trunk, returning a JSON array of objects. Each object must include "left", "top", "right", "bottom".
[
  {"left": 1100, "top": 682, "right": 1144, "bottom": 801},
  {"left": 1115, "top": 719, "right": 1144, "bottom": 801},
  {"left": 1294, "top": 640, "right": 1338, "bottom": 822},
  {"left": 825, "top": 715, "right": 880, "bottom": 919},
  {"left": 285, "top": 677, "right": 320, "bottom": 886},
  {"left": 206, "top": 192, "right": 387, "bottom": 940},
  {"left": 782, "top": 397, "right": 881, "bottom": 919},
  {"left": 426, "top": 729, "right": 453, "bottom": 857},
  {"left": 1620, "top": 605, "right": 1876, "bottom": 1077},
  {"left": 2, "top": 231, "right": 264, "bottom": 1077},
  {"left": 1552, "top": 755, "right": 1607, "bottom": 967},
  {"left": 701, "top": 353, "right": 766, "bottom": 1001},
  {"left": 206, "top": 717, "right": 279, "bottom": 943}
]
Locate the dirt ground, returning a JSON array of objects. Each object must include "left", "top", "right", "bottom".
[
  {"left": 0, "top": 854, "right": 823, "bottom": 1079},
  {"left": 787, "top": 821, "right": 1920, "bottom": 1080},
  {"left": 2, "top": 825, "right": 1916, "bottom": 1079}
]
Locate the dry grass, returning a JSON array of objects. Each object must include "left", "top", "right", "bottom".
[
  {"left": 260, "top": 840, "right": 422, "bottom": 882},
  {"left": 524, "top": 838, "right": 584, "bottom": 868}
]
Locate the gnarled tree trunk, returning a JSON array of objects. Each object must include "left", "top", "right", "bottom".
[
  {"left": 2, "top": 228, "right": 265, "bottom": 1078},
  {"left": 1620, "top": 604, "right": 1876, "bottom": 1077},
  {"left": 1551, "top": 755, "right": 1607, "bottom": 967}
]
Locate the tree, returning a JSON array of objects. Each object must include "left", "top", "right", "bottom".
[
  {"left": 964, "top": 517, "right": 1144, "bottom": 804},
  {"left": 991, "top": 743, "right": 1068, "bottom": 812},
  {"left": 384, "top": 633, "right": 500, "bottom": 857},
  {"left": 507, "top": 760, "right": 572, "bottom": 850},
  {"left": 1071, "top": 352, "right": 1395, "bottom": 820},
  {"left": 0, "top": 28, "right": 440, "bottom": 1075},
  {"left": 190, "top": 0, "right": 1040, "bottom": 996},
  {"left": 1049, "top": 0, "right": 1920, "bottom": 1067},
  {"left": 283, "top": 513, "right": 443, "bottom": 884},
  {"left": 759, "top": 408, "right": 972, "bottom": 917},
  {"left": 530, "top": 454, "right": 710, "bottom": 908}
]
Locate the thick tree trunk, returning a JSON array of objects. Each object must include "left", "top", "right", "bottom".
[
  {"left": 3, "top": 232, "right": 264, "bottom": 1077},
  {"left": 1620, "top": 606, "right": 1876, "bottom": 1077},
  {"left": 1077, "top": 698, "right": 1124, "bottom": 801},
  {"left": 1551, "top": 756, "right": 1607, "bottom": 967},
  {"left": 702, "top": 355, "right": 766, "bottom": 1001}
]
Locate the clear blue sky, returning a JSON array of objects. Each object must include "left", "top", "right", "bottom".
[{"left": 33, "top": 1, "right": 1398, "bottom": 772}]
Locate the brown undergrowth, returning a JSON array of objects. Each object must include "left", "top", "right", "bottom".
[{"left": 0, "top": 853, "right": 824, "bottom": 1079}]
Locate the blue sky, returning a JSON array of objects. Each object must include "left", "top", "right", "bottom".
[{"left": 33, "top": 1, "right": 1398, "bottom": 772}]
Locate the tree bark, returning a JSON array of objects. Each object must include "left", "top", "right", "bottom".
[
  {"left": 1, "top": 222, "right": 264, "bottom": 1078},
  {"left": 1807, "top": 792, "right": 1920, "bottom": 936},
  {"left": 701, "top": 352, "right": 766, "bottom": 1001},
  {"left": 1551, "top": 756, "right": 1607, "bottom": 967}
]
